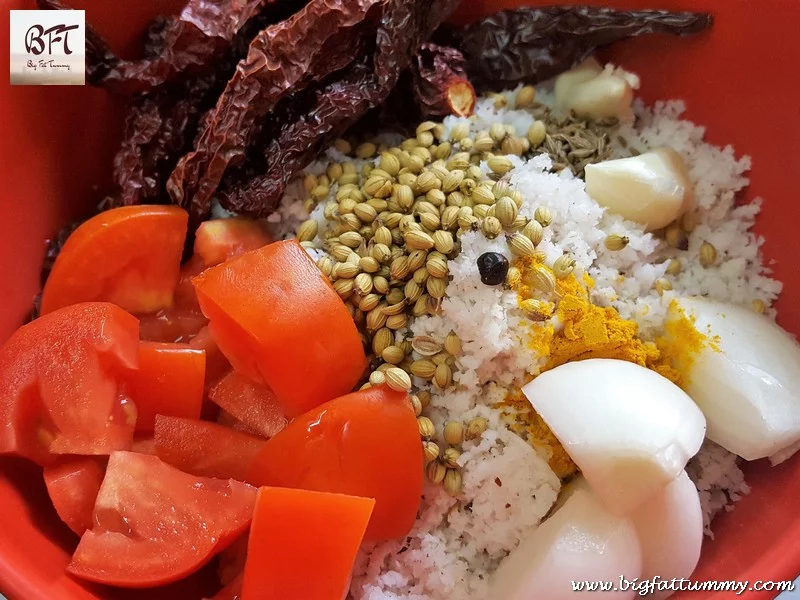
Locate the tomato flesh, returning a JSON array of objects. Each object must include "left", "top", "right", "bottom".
[
  {"left": 209, "top": 372, "right": 287, "bottom": 439},
  {"left": 193, "top": 240, "right": 367, "bottom": 417},
  {"left": 0, "top": 302, "right": 139, "bottom": 465},
  {"left": 41, "top": 206, "right": 188, "bottom": 315},
  {"left": 194, "top": 218, "right": 272, "bottom": 267},
  {"left": 139, "top": 255, "right": 208, "bottom": 344},
  {"left": 43, "top": 457, "right": 106, "bottom": 536},
  {"left": 242, "top": 488, "right": 374, "bottom": 600},
  {"left": 190, "top": 326, "right": 232, "bottom": 388},
  {"left": 67, "top": 451, "right": 257, "bottom": 588},
  {"left": 154, "top": 415, "right": 266, "bottom": 481},
  {"left": 126, "top": 341, "right": 205, "bottom": 433},
  {"left": 248, "top": 386, "right": 422, "bottom": 541}
]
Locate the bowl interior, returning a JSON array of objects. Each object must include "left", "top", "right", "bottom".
[{"left": 1, "top": 0, "right": 799, "bottom": 598}]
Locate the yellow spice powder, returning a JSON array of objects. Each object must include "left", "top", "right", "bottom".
[{"left": 503, "top": 258, "right": 714, "bottom": 479}]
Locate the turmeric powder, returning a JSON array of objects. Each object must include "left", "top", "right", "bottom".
[{"left": 503, "top": 256, "right": 713, "bottom": 479}]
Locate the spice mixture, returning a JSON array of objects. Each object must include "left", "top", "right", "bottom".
[{"left": 260, "top": 85, "right": 777, "bottom": 599}]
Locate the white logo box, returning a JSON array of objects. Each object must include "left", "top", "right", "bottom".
[{"left": 9, "top": 9, "right": 85, "bottom": 85}]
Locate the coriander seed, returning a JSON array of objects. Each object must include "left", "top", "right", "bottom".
[
  {"left": 443, "top": 421, "right": 464, "bottom": 446},
  {"left": 385, "top": 367, "right": 412, "bottom": 392},
  {"left": 417, "top": 416, "right": 435, "bottom": 439}
]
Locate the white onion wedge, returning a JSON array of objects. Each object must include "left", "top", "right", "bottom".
[
  {"left": 669, "top": 297, "right": 800, "bottom": 461},
  {"left": 522, "top": 359, "right": 706, "bottom": 514},
  {"left": 631, "top": 471, "right": 703, "bottom": 600},
  {"left": 585, "top": 148, "right": 694, "bottom": 231},
  {"left": 490, "top": 478, "right": 641, "bottom": 600}
]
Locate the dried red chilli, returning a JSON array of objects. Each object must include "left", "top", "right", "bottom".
[
  {"left": 108, "top": 1, "right": 308, "bottom": 207},
  {"left": 448, "top": 6, "right": 713, "bottom": 89},
  {"left": 111, "top": 76, "right": 224, "bottom": 207},
  {"left": 40, "top": 0, "right": 295, "bottom": 94},
  {"left": 411, "top": 43, "right": 475, "bottom": 118},
  {"left": 215, "top": 0, "right": 460, "bottom": 217},
  {"left": 167, "top": 0, "right": 392, "bottom": 222}
]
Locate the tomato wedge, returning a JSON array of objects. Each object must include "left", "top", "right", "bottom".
[
  {"left": 0, "top": 302, "right": 138, "bottom": 465},
  {"left": 130, "top": 436, "right": 157, "bottom": 455},
  {"left": 193, "top": 240, "right": 366, "bottom": 417},
  {"left": 154, "top": 415, "right": 266, "bottom": 481},
  {"left": 189, "top": 326, "right": 231, "bottom": 387},
  {"left": 139, "top": 255, "right": 208, "bottom": 344},
  {"left": 209, "top": 372, "right": 287, "bottom": 439},
  {"left": 242, "top": 488, "right": 374, "bottom": 600},
  {"left": 67, "top": 451, "right": 257, "bottom": 588},
  {"left": 43, "top": 457, "right": 106, "bottom": 536},
  {"left": 248, "top": 386, "right": 422, "bottom": 541},
  {"left": 194, "top": 218, "right": 272, "bottom": 267},
  {"left": 41, "top": 206, "right": 188, "bottom": 315},
  {"left": 126, "top": 342, "right": 205, "bottom": 433}
]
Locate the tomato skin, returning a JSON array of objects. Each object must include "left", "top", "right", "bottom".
[
  {"left": 67, "top": 452, "right": 257, "bottom": 588},
  {"left": 43, "top": 457, "right": 107, "bottom": 536},
  {"left": 242, "top": 488, "right": 374, "bottom": 600},
  {"left": 41, "top": 206, "right": 188, "bottom": 315},
  {"left": 154, "top": 415, "right": 266, "bottom": 481},
  {"left": 194, "top": 218, "right": 272, "bottom": 267},
  {"left": 0, "top": 302, "right": 139, "bottom": 465},
  {"left": 248, "top": 386, "right": 422, "bottom": 542},
  {"left": 125, "top": 341, "right": 205, "bottom": 433},
  {"left": 209, "top": 372, "right": 287, "bottom": 439},
  {"left": 193, "top": 240, "right": 367, "bottom": 417}
]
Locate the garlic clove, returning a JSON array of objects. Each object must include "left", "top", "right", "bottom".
[
  {"left": 522, "top": 359, "right": 706, "bottom": 514},
  {"left": 490, "top": 477, "right": 641, "bottom": 600},
  {"left": 585, "top": 147, "right": 694, "bottom": 231},
  {"left": 631, "top": 471, "right": 703, "bottom": 600},
  {"left": 555, "top": 59, "right": 636, "bottom": 120},
  {"left": 554, "top": 57, "right": 603, "bottom": 109},
  {"left": 669, "top": 297, "right": 800, "bottom": 461},
  {"left": 568, "top": 73, "right": 634, "bottom": 120}
]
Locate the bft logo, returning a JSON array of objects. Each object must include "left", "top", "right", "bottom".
[
  {"left": 25, "top": 23, "right": 80, "bottom": 56},
  {"left": 10, "top": 10, "right": 86, "bottom": 85}
]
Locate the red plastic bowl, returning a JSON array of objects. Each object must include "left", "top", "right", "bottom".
[{"left": 1, "top": 1, "right": 799, "bottom": 599}]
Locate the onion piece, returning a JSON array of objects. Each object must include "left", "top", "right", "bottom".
[
  {"left": 522, "top": 359, "right": 706, "bottom": 514},
  {"left": 669, "top": 297, "right": 800, "bottom": 461},
  {"left": 490, "top": 477, "right": 641, "bottom": 600}
]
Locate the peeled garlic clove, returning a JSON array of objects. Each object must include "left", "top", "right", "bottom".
[
  {"left": 669, "top": 297, "right": 800, "bottom": 461},
  {"left": 490, "top": 478, "right": 641, "bottom": 600},
  {"left": 522, "top": 359, "right": 706, "bottom": 514},
  {"left": 555, "top": 59, "right": 636, "bottom": 120},
  {"left": 568, "top": 73, "right": 634, "bottom": 120},
  {"left": 632, "top": 471, "right": 703, "bottom": 600},
  {"left": 554, "top": 57, "right": 603, "bottom": 108},
  {"left": 585, "top": 147, "right": 694, "bottom": 231}
]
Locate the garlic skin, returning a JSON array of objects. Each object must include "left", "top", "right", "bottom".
[
  {"left": 584, "top": 147, "right": 694, "bottom": 231},
  {"left": 522, "top": 359, "right": 706, "bottom": 514},
  {"left": 669, "top": 297, "right": 800, "bottom": 461},
  {"left": 555, "top": 59, "right": 635, "bottom": 120},
  {"left": 631, "top": 471, "right": 703, "bottom": 600},
  {"left": 490, "top": 478, "right": 641, "bottom": 600}
]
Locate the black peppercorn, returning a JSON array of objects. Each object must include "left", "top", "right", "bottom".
[{"left": 477, "top": 252, "right": 509, "bottom": 286}]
